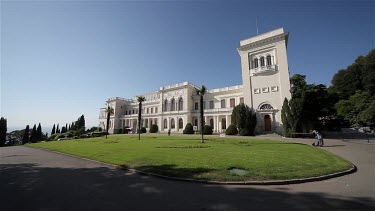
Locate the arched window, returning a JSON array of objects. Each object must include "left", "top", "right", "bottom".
[
  {"left": 164, "top": 99, "right": 168, "bottom": 112},
  {"left": 178, "top": 97, "right": 183, "bottom": 111},
  {"left": 179, "top": 118, "right": 183, "bottom": 129},
  {"left": 164, "top": 119, "right": 168, "bottom": 129},
  {"left": 260, "top": 104, "right": 274, "bottom": 110},
  {"left": 260, "top": 56, "right": 265, "bottom": 66},
  {"left": 209, "top": 118, "right": 214, "bottom": 128},
  {"left": 194, "top": 119, "right": 198, "bottom": 126},
  {"left": 221, "top": 118, "right": 226, "bottom": 129},
  {"left": 171, "top": 118, "right": 175, "bottom": 129},
  {"left": 254, "top": 58, "right": 259, "bottom": 68},
  {"left": 266, "top": 55, "right": 272, "bottom": 66},
  {"left": 171, "top": 98, "right": 175, "bottom": 111}
]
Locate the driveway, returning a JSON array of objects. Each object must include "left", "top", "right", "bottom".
[{"left": 0, "top": 137, "right": 374, "bottom": 211}]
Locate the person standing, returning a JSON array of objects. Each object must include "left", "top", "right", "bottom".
[{"left": 313, "top": 130, "right": 323, "bottom": 146}]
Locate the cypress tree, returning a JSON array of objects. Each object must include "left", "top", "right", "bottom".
[
  {"left": 0, "top": 117, "right": 7, "bottom": 147},
  {"left": 61, "top": 126, "right": 66, "bottom": 133},
  {"left": 36, "top": 123, "right": 42, "bottom": 142},
  {"left": 51, "top": 124, "right": 56, "bottom": 135},
  {"left": 30, "top": 124, "right": 37, "bottom": 143},
  {"left": 65, "top": 123, "right": 68, "bottom": 131},
  {"left": 56, "top": 124, "right": 60, "bottom": 134},
  {"left": 68, "top": 124, "right": 71, "bottom": 131},
  {"left": 22, "top": 125, "right": 30, "bottom": 144}
]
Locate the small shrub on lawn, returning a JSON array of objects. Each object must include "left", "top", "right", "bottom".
[
  {"left": 225, "top": 124, "right": 238, "bottom": 135},
  {"left": 149, "top": 124, "right": 158, "bottom": 133},
  {"left": 123, "top": 126, "right": 131, "bottom": 134},
  {"left": 137, "top": 127, "right": 147, "bottom": 133},
  {"left": 183, "top": 123, "right": 194, "bottom": 134},
  {"left": 202, "top": 125, "right": 213, "bottom": 135}
]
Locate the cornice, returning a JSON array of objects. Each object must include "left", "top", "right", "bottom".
[{"left": 237, "top": 32, "right": 288, "bottom": 52}]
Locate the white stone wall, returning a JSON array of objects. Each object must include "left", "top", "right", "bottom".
[{"left": 100, "top": 28, "right": 291, "bottom": 135}]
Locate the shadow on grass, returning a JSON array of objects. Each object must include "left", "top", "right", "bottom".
[{"left": 121, "top": 164, "right": 214, "bottom": 179}]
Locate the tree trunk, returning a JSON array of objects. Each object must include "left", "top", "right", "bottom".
[
  {"left": 138, "top": 102, "right": 142, "bottom": 140},
  {"left": 106, "top": 112, "right": 110, "bottom": 139},
  {"left": 200, "top": 95, "right": 204, "bottom": 143}
]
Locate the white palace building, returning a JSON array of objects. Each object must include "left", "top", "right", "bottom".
[{"left": 99, "top": 28, "right": 291, "bottom": 134}]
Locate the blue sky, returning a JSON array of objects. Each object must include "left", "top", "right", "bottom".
[{"left": 1, "top": 0, "right": 374, "bottom": 132}]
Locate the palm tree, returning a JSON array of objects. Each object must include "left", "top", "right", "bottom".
[
  {"left": 137, "top": 96, "right": 146, "bottom": 140},
  {"left": 105, "top": 105, "right": 114, "bottom": 139},
  {"left": 196, "top": 85, "right": 207, "bottom": 143}
]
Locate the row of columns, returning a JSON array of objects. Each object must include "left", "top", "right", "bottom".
[{"left": 193, "top": 115, "right": 231, "bottom": 133}]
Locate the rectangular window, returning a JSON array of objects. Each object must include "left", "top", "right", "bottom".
[
  {"left": 147, "top": 108, "right": 149, "bottom": 114},
  {"left": 151, "top": 108, "right": 153, "bottom": 113},
  {"left": 240, "top": 97, "right": 244, "bottom": 104},
  {"left": 209, "top": 100, "right": 214, "bottom": 109},
  {"left": 230, "top": 98, "right": 235, "bottom": 108},
  {"left": 132, "top": 110, "right": 135, "bottom": 114},
  {"left": 195, "top": 102, "right": 199, "bottom": 110},
  {"left": 155, "top": 107, "right": 158, "bottom": 113},
  {"left": 203, "top": 101, "right": 206, "bottom": 109},
  {"left": 221, "top": 99, "right": 226, "bottom": 108}
]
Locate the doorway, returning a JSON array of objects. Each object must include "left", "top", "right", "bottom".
[{"left": 264, "top": 115, "right": 272, "bottom": 131}]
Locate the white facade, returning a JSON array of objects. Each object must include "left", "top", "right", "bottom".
[{"left": 99, "top": 28, "right": 291, "bottom": 134}]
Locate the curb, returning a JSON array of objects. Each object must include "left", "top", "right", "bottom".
[{"left": 28, "top": 146, "right": 358, "bottom": 186}]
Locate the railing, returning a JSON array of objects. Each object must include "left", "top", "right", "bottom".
[
  {"left": 192, "top": 108, "right": 233, "bottom": 113},
  {"left": 250, "top": 65, "right": 277, "bottom": 76}
]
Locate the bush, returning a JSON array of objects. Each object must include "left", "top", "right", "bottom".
[
  {"left": 183, "top": 123, "right": 194, "bottom": 134},
  {"left": 225, "top": 124, "right": 238, "bottom": 135},
  {"left": 202, "top": 125, "right": 213, "bottom": 135},
  {"left": 137, "top": 127, "right": 147, "bottom": 134},
  {"left": 47, "top": 134, "right": 58, "bottom": 141},
  {"left": 149, "top": 124, "right": 158, "bottom": 133}
]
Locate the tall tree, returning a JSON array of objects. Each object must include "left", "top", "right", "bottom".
[
  {"left": 231, "top": 104, "right": 257, "bottom": 136},
  {"left": 61, "top": 126, "right": 66, "bottom": 133},
  {"left": 137, "top": 96, "right": 146, "bottom": 140},
  {"left": 56, "top": 124, "right": 60, "bottom": 134},
  {"left": 65, "top": 123, "right": 68, "bottom": 132},
  {"left": 51, "top": 124, "right": 56, "bottom": 135},
  {"left": 0, "top": 117, "right": 7, "bottom": 147},
  {"left": 196, "top": 85, "right": 207, "bottom": 143},
  {"left": 22, "top": 125, "right": 30, "bottom": 144},
  {"left": 68, "top": 124, "right": 71, "bottom": 131},
  {"left": 336, "top": 91, "right": 375, "bottom": 128},
  {"left": 36, "top": 123, "right": 42, "bottom": 142},
  {"left": 105, "top": 106, "right": 114, "bottom": 139},
  {"left": 30, "top": 124, "right": 37, "bottom": 143},
  {"left": 281, "top": 98, "right": 293, "bottom": 137}
]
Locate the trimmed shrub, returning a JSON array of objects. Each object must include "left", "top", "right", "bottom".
[
  {"left": 140, "top": 127, "right": 147, "bottom": 133},
  {"left": 202, "top": 125, "right": 213, "bottom": 135},
  {"left": 47, "top": 134, "right": 58, "bottom": 141},
  {"left": 183, "top": 123, "right": 194, "bottom": 134},
  {"left": 225, "top": 124, "right": 238, "bottom": 135},
  {"left": 149, "top": 124, "right": 158, "bottom": 133}
]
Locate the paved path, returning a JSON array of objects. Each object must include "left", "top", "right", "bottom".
[{"left": 0, "top": 137, "right": 374, "bottom": 211}]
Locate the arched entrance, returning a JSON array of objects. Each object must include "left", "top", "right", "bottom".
[{"left": 264, "top": 115, "right": 272, "bottom": 131}]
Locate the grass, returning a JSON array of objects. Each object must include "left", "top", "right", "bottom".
[{"left": 29, "top": 135, "right": 353, "bottom": 181}]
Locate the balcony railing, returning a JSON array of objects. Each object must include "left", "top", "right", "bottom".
[{"left": 250, "top": 65, "right": 277, "bottom": 76}]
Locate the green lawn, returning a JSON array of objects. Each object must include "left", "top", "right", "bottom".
[{"left": 30, "top": 135, "right": 352, "bottom": 181}]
